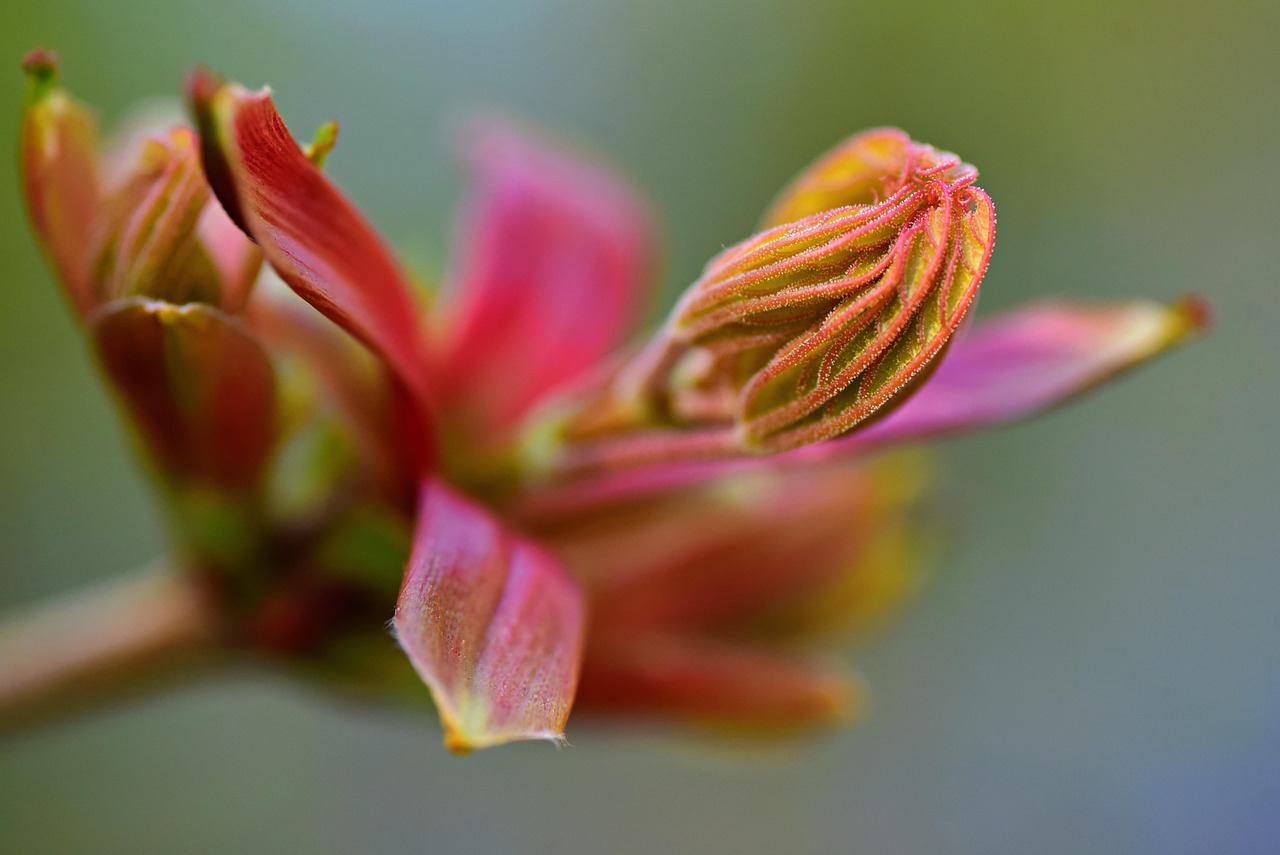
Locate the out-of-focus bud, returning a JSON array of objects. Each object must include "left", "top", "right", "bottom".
[
  {"left": 19, "top": 49, "right": 101, "bottom": 318},
  {"left": 19, "top": 50, "right": 261, "bottom": 319},
  {"left": 631, "top": 129, "right": 995, "bottom": 453},
  {"left": 18, "top": 53, "right": 273, "bottom": 505}
]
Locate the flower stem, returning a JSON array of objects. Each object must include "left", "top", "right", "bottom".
[{"left": 0, "top": 565, "right": 222, "bottom": 735}]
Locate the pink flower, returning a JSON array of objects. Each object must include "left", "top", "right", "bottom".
[{"left": 17, "top": 51, "right": 1206, "bottom": 752}]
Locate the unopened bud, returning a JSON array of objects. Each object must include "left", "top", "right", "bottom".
[{"left": 629, "top": 130, "right": 995, "bottom": 453}]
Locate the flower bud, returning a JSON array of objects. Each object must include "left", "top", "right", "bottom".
[
  {"left": 632, "top": 129, "right": 995, "bottom": 453},
  {"left": 20, "top": 51, "right": 261, "bottom": 318}
]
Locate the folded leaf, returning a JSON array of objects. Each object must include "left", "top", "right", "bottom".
[
  {"left": 91, "top": 298, "right": 277, "bottom": 491},
  {"left": 437, "top": 117, "right": 658, "bottom": 436},
  {"left": 188, "top": 71, "right": 435, "bottom": 467},
  {"left": 395, "top": 480, "right": 585, "bottom": 752},
  {"left": 564, "top": 130, "right": 995, "bottom": 462}
]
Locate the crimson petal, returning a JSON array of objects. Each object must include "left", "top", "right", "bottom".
[
  {"left": 394, "top": 480, "right": 586, "bottom": 751},
  {"left": 188, "top": 71, "right": 435, "bottom": 468}
]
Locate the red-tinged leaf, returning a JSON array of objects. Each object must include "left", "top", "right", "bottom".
[
  {"left": 394, "top": 480, "right": 585, "bottom": 752},
  {"left": 575, "top": 635, "right": 862, "bottom": 735},
  {"left": 437, "top": 117, "right": 659, "bottom": 437},
  {"left": 19, "top": 50, "right": 102, "bottom": 318},
  {"left": 91, "top": 298, "right": 277, "bottom": 491},
  {"left": 827, "top": 295, "right": 1211, "bottom": 451},
  {"left": 188, "top": 71, "right": 435, "bottom": 467}
]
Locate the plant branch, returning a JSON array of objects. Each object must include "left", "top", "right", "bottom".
[{"left": 0, "top": 565, "right": 223, "bottom": 736}]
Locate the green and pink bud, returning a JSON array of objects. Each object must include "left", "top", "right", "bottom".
[{"left": 12, "top": 52, "right": 1210, "bottom": 753}]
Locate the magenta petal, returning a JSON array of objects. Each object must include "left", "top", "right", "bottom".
[
  {"left": 834, "top": 295, "right": 1210, "bottom": 450},
  {"left": 512, "top": 297, "right": 1206, "bottom": 521},
  {"left": 188, "top": 72, "right": 435, "bottom": 468},
  {"left": 438, "top": 117, "right": 658, "bottom": 434},
  {"left": 394, "top": 479, "right": 586, "bottom": 752}
]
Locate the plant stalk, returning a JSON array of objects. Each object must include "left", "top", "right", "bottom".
[{"left": 0, "top": 565, "right": 222, "bottom": 736}]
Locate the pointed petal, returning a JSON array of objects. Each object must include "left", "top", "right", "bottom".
[
  {"left": 513, "top": 296, "right": 1207, "bottom": 519},
  {"left": 836, "top": 295, "right": 1210, "bottom": 450},
  {"left": 394, "top": 480, "right": 585, "bottom": 752},
  {"left": 19, "top": 50, "right": 102, "bottom": 318},
  {"left": 188, "top": 71, "right": 435, "bottom": 465},
  {"left": 576, "top": 635, "right": 862, "bottom": 735},
  {"left": 90, "top": 298, "right": 277, "bottom": 491},
  {"left": 438, "top": 117, "right": 659, "bottom": 434}
]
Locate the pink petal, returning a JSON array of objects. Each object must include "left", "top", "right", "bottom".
[
  {"left": 576, "top": 635, "right": 861, "bottom": 734},
  {"left": 513, "top": 296, "right": 1207, "bottom": 520},
  {"left": 188, "top": 71, "right": 435, "bottom": 469},
  {"left": 394, "top": 480, "right": 586, "bottom": 752},
  {"left": 90, "top": 298, "right": 277, "bottom": 491},
  {"left": 437, "top": 117, "right": 658, "bottom": 436},
  {"left": 832, "top": 295, "right": 1211, "bottom": 451}
]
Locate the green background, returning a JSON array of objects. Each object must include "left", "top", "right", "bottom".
[{"left": 1, "top": 0, "right": 1276, "bottom": 852}]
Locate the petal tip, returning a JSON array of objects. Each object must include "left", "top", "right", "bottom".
[
  {"left": 442, "top": 721, "right": 568, "bottom": 755},
  {"left": 1171, "top": 293, "right": 1211, "bottom": 338}
]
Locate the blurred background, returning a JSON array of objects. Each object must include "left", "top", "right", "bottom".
[{"left": 1, "top": 0, "right": 1276, "bottom": 852}]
